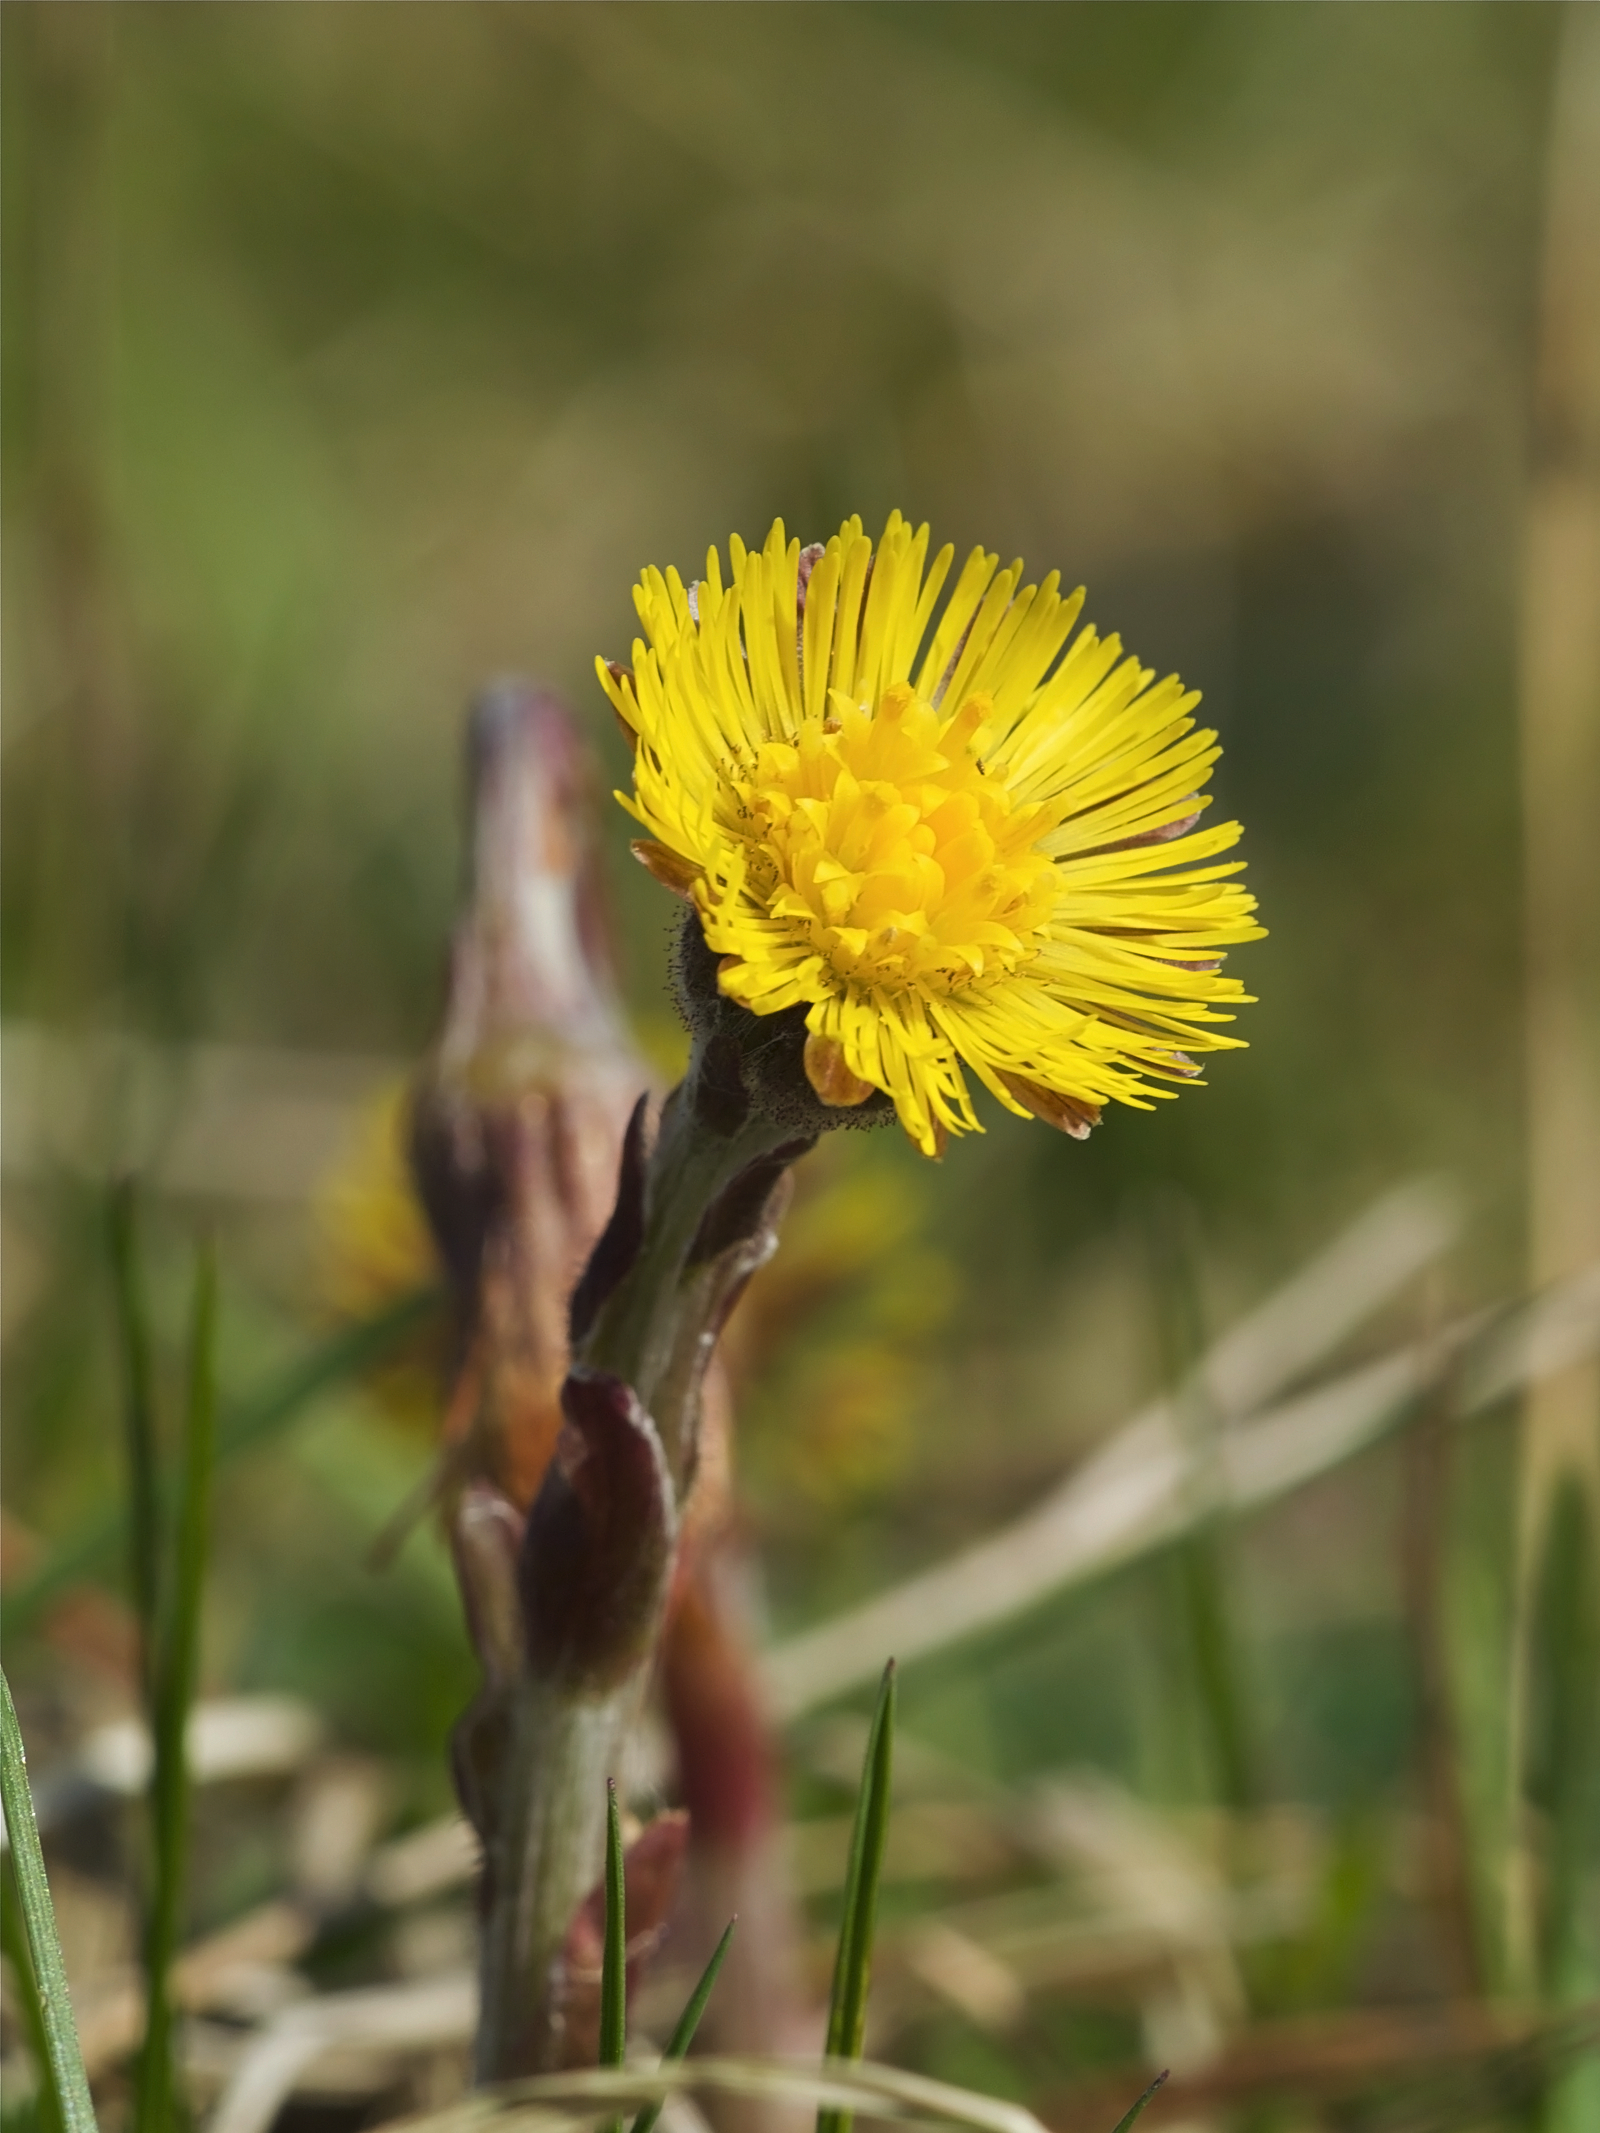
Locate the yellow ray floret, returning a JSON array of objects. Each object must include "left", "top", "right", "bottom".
[{"left": 597, "top": 513, "right": 1265, "bottom": 1157}]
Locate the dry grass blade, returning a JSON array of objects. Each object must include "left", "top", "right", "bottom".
[
  {"left": 1053, "top": 1999, "right": 1600, "bottom": 2120},
  {"left": 1193, "top": 1180, "right": 1461, "bottom": 1418},
  {"left": 765, "top": 1239, "right": 1600, "bottom": 1719},
  {"left": 372, "top": 2054, "right": 1054, "bottom": 2133},
  {"left": 1469, "top": 1260, "right": 1600, "bottom": 1409},
  {"left": 765, "top": 1181, "right": 1461, "bottom": 1713},
  {"left": 206, "top": 1973, "right": 477, "bottom": 2133}
]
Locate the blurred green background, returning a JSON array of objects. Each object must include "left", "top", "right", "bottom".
[{"left": 3, "top": 5, "right": 1595, "bottom": 2127}]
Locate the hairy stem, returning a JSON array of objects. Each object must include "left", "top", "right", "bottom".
[
  {"left": 474, "top": 1680, "right": 635, "bottom": 2083},
  {"left": 580, "top": 1058, "right": 795, "bottom": 1473},
  {"left": 473, "top": 1045, "right": 800, "bottom": 2084}
]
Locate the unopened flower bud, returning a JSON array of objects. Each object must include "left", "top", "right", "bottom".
[{"left": 410, "top": 681, "right": 650, "bottom": 1507}]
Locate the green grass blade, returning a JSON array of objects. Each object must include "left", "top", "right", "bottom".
[
  {"left": 1524, "top": 1476, "right": 1600, "bottom": 2004},
  {"left": 5, "top": 1287, "right": 439, "bottom": 1636},
  {"left": 601, "top": 1779, "right": 627, "bottom": 2069},
  {"left": 818, "top": 1659, "right": 895, "bottom": 2133},
  {"left": 0, "top": 1667, "right": 98, "bottom": 2133},
  {"left": 629, "top": 1918, "right": 736, "bottom": 2133},
  {"left": 107, "top": 1182, "right": 162, "bottom": 1713},
  {"left": 2, "top": 1845, "right": 66, "bottom": 2133},
  {"left": 1106, "top": 2070, "right": 1168, "bottom": 2133},
  {"left": 1172, "top": 1529, "right": 1257, "bottom": 1814},
  {"left": 1141, "top": 1195, "right": 1259, "bottom": 1815},
  {"left": 218, "top": 1285, "right": 436, "bottom": 1464},
  {"left": 107, "top": 1177, "right": 162, "bottom": 1706},
  {"left": 600, "top": 1780, "right": 627, "bottom": 2133},
  {"left": 133, "top": 1245, "right": 218, "bottom": 2133}
]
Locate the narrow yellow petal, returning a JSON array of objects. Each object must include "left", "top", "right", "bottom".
[{"left": 598, "top": 512, "right": 1262, "bottom": 1156}]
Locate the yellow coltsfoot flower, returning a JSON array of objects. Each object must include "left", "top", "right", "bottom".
[{"left": 599, "top": 514, "right": 1264, "bottom": 1157}]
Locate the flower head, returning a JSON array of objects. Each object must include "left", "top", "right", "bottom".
[{"left": 599, "top": 514, "right": 1264, "bottom": 1157}]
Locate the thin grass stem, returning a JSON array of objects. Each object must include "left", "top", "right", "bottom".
[
  {"left": 133, "top": 1244, "right": 218, "bottom": 2133},
  {"left": 629, "top": 1920, "right": 736, "bottom": 2133},
  {"left": 818, "top": 1659, "right": 895, "bottom": 2133},
  {"left": 7, "top": 1286, "right": 438, "bottom": 1636},
  {"left": 1106, "top": 2070, "right": 1168, "bottom": 2133},
  {"left": 601, "top": 1779, "right": 627, "bottom": 2133},
  {"left": 2, "top": 1845, "right": 66, "bottom": 2133},
  {"left": 1142, "top": 1194, "right": 1260, "bottom": 1815},
  {"left": 0, "top": 1666, "right": 98, "bottom": 2133},
  {"left": 108, "top": 1181, "right": 162, "bottom": 1714}
]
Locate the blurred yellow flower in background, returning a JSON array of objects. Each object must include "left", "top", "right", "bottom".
[
  {"left": 602, "top": 513, "right": 1264, "bottom": 1156},
  {"left": 316, "top": 1083, "right": 445, "bottom": 1435},
  {"left": 319, "top": 1085, "right": 438, "bottom": 1327},
  {"left": 724, "top": 1149, "right": 960, "bottom": 1508}
]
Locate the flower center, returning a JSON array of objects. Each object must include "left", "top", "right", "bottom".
[{"left": 734, "top": 683, "right": 1058, "bottom": 994}]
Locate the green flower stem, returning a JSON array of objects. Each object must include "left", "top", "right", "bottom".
[
  {"left": 475, "top": 1681, "right": 635, "bottom": 2085},
  {"left": 578, "top": 1051, "right": 797, "bottom": 1478},
  {"left": 475, "top": 1048, "right": 800, "bottom": 2086}
]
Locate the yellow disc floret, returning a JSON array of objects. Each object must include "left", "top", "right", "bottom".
[
  {"left": 732, "top": 686, "right": 1056, "bottom": 996},
  {"left": 599, "top": 514, "right": 1264, "bottom": 1156}
]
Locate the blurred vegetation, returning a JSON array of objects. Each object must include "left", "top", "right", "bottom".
[{"left": 2, "top": 5, "right": 1595, "bottom": 2129}]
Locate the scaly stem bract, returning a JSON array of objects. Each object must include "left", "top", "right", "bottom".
[{"left": 475, "top": 1059, "right": 798, "bottom": 2084}]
